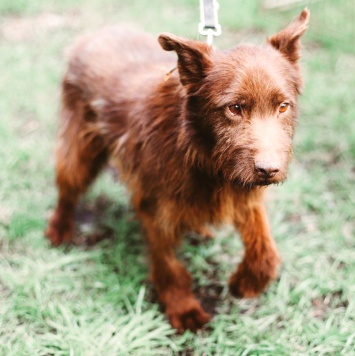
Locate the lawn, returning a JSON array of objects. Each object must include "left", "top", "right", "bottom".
[{"left": 0, "top": 0, "right": 354, "bottom": 354}]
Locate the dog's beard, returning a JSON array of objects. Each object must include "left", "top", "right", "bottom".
[
  {"left": 232, "top": 180, "right": 264, "bottom": 191},
  {"left": 231, "top": 177, "right": 285, "bottom": 190}
]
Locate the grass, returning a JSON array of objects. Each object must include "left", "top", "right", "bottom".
[{"left": 0, "top": 0, "right": 354, "bottom": 354}]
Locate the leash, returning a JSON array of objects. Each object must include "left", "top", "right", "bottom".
[{"left": 198, "top": 0, "right": 222, "bottom": 46}]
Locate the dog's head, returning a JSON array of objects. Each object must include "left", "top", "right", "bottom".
[{"left": 159, "top": 9, "right": 310, "bottom": 188}]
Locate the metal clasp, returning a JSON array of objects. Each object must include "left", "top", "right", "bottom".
[{"left": 198, "top": 0, "right": 222, "bottom": 46}]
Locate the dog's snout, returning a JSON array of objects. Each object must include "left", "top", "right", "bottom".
[{"left": 254, "top": 161, "right": 280, "bottom": 179}]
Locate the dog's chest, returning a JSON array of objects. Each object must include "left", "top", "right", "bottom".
[{"left": 174, "top": 180, "right": 240, "bottom": 227}]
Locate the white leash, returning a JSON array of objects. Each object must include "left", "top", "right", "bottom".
[{"left": 198, "top": 0, "right": 222, "bottom": 46}]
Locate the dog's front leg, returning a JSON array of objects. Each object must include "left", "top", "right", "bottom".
[
  {"left": 140, "top": 216, "right": 210, "bottom": 332},
  {"left": 229, "top": 203, "right": 281, "bottom": 298}
]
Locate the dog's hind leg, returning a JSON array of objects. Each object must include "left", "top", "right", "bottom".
[
  {"left": 229, "top": 203, "right": 281, "bottom": 298},
  {"left": 136, "top": 205, "right": 211, "bottom": 332},
  {"left": 46, "top": 81, "right": 108, "bottom": 246}
]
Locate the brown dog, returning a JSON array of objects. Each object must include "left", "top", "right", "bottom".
[{"left": 46, "top": 9, "right": 310, "bottom": 332}]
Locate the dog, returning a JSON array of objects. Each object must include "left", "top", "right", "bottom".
[{"left": 46, "top": 9, "right": 310, "bottom": 332}]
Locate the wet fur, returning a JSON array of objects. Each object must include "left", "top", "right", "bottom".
[{"left": 46, "top": 10, "right": 310, "bottom": 332}]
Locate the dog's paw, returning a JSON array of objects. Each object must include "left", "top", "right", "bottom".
[
  {"left": 45, "top": 214, "right": 73, "bottom": 246},
  {"left": 166, "top": 297, "right": 211, "bottom": 333},
  {"left": 229, "top": 260, "right": 279, "bottom": 298}
]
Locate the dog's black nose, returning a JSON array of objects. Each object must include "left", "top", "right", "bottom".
[{"left": 254, "top": 162, "right": 280, "bottom": 179}]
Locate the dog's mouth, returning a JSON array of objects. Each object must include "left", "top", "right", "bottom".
[
  {"left": 255, "top": 180, "right": 274, "bottom": 186},
  {"left": 232, "top": 176, "right": 285, "bottom": 190}
]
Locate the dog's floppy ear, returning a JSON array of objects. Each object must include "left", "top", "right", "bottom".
[
  {"left": 268, "top": 8, "right": 310, "bottom": 64},
  {"left": 158, "top": 33, "right": 212, "bottom": 87}
]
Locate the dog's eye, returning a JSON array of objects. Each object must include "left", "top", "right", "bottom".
[
  {"left": 279, "top": 102, "right": 289, "bottom": 113},
  {"left": 228, "top": 104, "right": 242, "bottom": 116}
]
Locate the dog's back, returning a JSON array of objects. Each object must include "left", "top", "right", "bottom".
[
  {"left": 56, "top": 28, "right": 183, "bottom": 200},
  {"left": 64, "top": 28, "right": 176, "bottom": 106}
]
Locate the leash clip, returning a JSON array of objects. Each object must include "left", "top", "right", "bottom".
[{"left": 198, "top": 0, "right": 222, "bottom": 46}]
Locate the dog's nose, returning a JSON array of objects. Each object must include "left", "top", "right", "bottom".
[{"left": 254, "top": 161, "right": 280, "bottom": 179}]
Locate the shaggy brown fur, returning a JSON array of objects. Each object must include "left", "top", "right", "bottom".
[{"left": 46, "top": 9, "right": 310, "bottom": 332}]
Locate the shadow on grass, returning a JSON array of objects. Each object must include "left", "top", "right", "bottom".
[{"left": 67, "top": 194, "right": 224, "bottom": 319}]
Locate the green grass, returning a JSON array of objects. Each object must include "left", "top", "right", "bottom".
[{"left": 1, "top": 0, "right": 354, "bottom": 354}]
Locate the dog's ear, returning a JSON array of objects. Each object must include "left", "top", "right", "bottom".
[
  {"left": 158, "top": 33, "right": 212, "bottom": 87},
  {"left": 268, "top": 8, "right": 310, "bottom": 64}
]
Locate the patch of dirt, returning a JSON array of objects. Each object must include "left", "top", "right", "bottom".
[
  {"left": 0, "top": 13, "right": 78, "bottom": 42},
  {"left": 177, "top": 349, "right": 194, "bottom": 356},
  {"left": 310, "top": 290, "right": 349, "bottom": 320},
  {"left": 302, "top": 148, "right": 344, "bottom": 170},
  {"left": 217, "top": 27, "right": 266, "bottom": 49},
  {"left": 72, "top": 195, "right": 132, "bottom": 247},
  {"left": 0, "top": 205, "right": 13, "bottom": 225},
  {"left": 196, "top": 283, "right": 224, "bottom": 316},
  {"left": 185, "top": 230, "right": 215, "bottom": 246}
]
